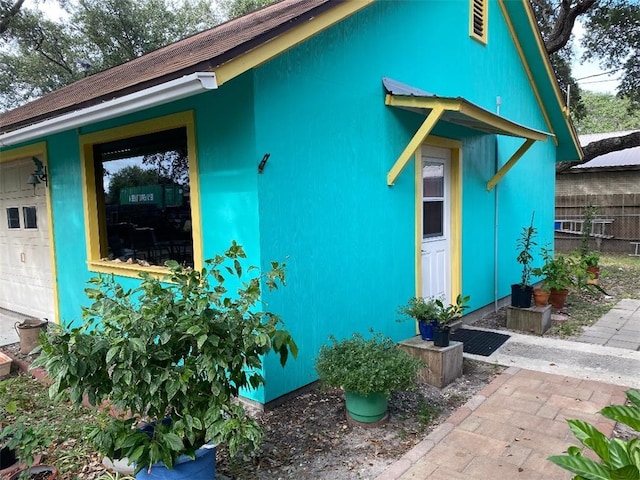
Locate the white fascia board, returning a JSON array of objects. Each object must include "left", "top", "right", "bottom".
[{"left": 0, "top": 72, "right": 218, "bottom": 147}]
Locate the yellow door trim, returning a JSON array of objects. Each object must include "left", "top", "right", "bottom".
[{"left": 415, "top": 139, "right": 462, "bottom": 302}]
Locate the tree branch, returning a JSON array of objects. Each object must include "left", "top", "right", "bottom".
[
  {"left": 0, "top": 0, "right": 26, "bottom": 36},
  {"left": 544, "top": 0, "right": 599, "bottom": 55},
  {"left": 557, "top": 131, "right": 640, "bottom": 172}
]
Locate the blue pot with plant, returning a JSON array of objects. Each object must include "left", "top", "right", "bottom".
[
  {"left": 32, "top": 242, "right": 298, "bottom": 479},
  {"left": 397, "top": 297, "right": 439, "bottom": 340}
]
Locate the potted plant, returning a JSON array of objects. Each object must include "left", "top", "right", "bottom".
[
  {"left": 581, "top": 250, "right": 601, "bottom": 284},
  {"left": 433, "top": 294, "right": 470, "bottom": 347},
  {"left": 32, "top": 242, "right": 298, "bottom": 479},
  {"left": 397, "top": 297, "right": 439, "bottom": 340},
  {"left": 532, "top": 247, "right": 580, "bottom": 309},
  {"left": 0, "top": 420, "right": 57, "bottom": 479},
  {"left": 512, "top": 213, "right": 537, "bottom": 308},
  {"left": 315, "top": 331, "right": 424, "bottom": 425}
]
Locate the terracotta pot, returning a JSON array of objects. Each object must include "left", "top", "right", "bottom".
[
  {"left": 586, "top": 266, "right": 600, "bottom": 285},
  {"left": 532, "top": 288, "right": 550, "bottom": 307},
  {"left": 548, "top": 289, "right": 569, "bottom": 309}
]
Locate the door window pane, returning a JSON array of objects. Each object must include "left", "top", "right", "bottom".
[
  {"left": 6, "top": 208, "right": 20, "bottom": 229},
  {"left": 423, "top": 201, "right": 443, "bottom": 237},
  {"left": 423, "top": 163, "right": 444, "bottom": 197},
  {"left": 23, "top": 206, "right": 37, "bottom": 229}
]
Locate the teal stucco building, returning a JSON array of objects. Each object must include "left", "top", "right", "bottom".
[{"left": 0, "top": 0, "right": 581, "bottom": 404}]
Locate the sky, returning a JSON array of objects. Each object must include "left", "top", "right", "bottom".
[
  {"left": 29, "top": 1, "right": 620, "bottom": 95},
  {"left": 571, "top": 21, "right": 620, "bottom": 94}
]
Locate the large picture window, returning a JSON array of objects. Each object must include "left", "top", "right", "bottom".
[{"left": 81, "top": 112, "right": 200, "bottom": 275}]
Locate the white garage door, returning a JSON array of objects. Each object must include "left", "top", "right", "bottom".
[{"left": 0, "top": 157, "right": 54, "bottom": 321}]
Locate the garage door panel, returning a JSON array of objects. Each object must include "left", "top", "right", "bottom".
[{"left": 0, "top": 157, "right": 53, "bottom": 320}]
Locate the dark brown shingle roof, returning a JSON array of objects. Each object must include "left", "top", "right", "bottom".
[{"left": 0, "top": 0, "right": 333, "bottom": 133}]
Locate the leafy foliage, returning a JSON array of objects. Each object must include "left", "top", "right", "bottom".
[
  {"left": 574, "top": 91, "right": 640, "bottom": 134},
  {"left": 315, "top": 332, "right": 424, "bottom": 398},
  {"left": 549, "top": 388, "right": 640, "bottom": 479},
  {"left": 0, "top": 420, "right": 52, "bottom": 469},
  {"left": 0, "top": 0, "right": 220, "bottom": 111},
  {"left": 397, "top": 297, "right": 439, "bottom": 322},
  {"left": 532, "top": 246, "right": 582, "bottom": 291},
  {"left": 582, "top": 0, "right": 640, "bottom": 105},
  {"left": 515, "top": 212, "right": 537, "bottom": 287},
  {"left": 434, "top": 294, "right": 470, "bottom": 326},
  {"left": 32, "top": 241, "right": 297, "bottom": 472}
]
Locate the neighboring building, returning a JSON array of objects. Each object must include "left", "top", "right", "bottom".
[
  {"left": 556, "top": 130, "right": 640, "bottom": 254},
  {"left": 0, "top": 0, "right": 580, "bottom": 404}
]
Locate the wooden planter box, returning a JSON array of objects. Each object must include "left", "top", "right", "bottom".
[
  {"left": 506, "top": 304, "right": 552, "bottom": 335},
  {"left": 0, "top": 351, "right": 12, "bottom": 378},
  {"left": 399, "top": 337, "right": 463, "bottom": 388}
]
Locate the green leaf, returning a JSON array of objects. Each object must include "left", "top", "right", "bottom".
[
  {"left": 162, "top": 433, "right": 184, "bottom": 452},
  {"left": 626, "top": 390, "right": 640, "bottom": 409},
  {"left": 548, "top": 455, "right": 612, "bottom": 479},
  {"left": 602, "top": 405, "right": 640, "bottom": 432},
  {"left": 105, "top": 346, "right": 119, "bottom": 363}
]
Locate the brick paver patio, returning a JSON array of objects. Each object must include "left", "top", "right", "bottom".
[{"left": 376, "top": 367, "right": 629, "bottom": 479}]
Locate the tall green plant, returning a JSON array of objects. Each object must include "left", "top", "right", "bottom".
[
  {"left": 516, "top": 212, "right": 537, "bottom": 288},
  {"left": 32, "top": 242, "right": 297, "bottom": 472},
  {"left": 549, "top": 388, "right": 640, "bottom": 479}
]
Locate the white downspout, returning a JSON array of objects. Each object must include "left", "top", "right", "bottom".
[{"left": 494, "top": 96, "right": 502, "bottom": 312}]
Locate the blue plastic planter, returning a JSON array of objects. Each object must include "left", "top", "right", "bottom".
[
  {"left": 418, "top": 320, "right": 438, "bottom": 341},
  {"left": 135, "top": 445, "right": 216, "bottom": 480}
]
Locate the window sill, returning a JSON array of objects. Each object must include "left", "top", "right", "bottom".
[{"left": 87, "top": 259, "right": 170, "bottom": 279}]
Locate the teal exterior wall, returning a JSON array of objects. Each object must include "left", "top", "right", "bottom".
[
  {"left": 0, "top": 0, "right": 562, "bottom": 404},
  {"left": 252, "top": 0, "right": 557, "bottom": 401}
]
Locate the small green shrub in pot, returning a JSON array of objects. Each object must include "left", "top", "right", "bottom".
[
  {"left": 32, "top": 242, "right": 298, "bottom": 475},
  {"left": 315, "top": 332, "right": 424, "bottom": 423}
]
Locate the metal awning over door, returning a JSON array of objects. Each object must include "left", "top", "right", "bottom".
[{"left": 383, "top": 77, "right": 553, "bottom": 190}]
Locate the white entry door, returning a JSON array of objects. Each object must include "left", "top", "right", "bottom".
[
  {"left": 420, "top": 146, "right": 451, "bottom": 303},
  {"left": 0, "top": 157, "right": 54, "bottom": 320}
]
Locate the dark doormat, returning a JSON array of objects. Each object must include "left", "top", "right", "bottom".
[{"left": 450, "top": 328, "right": 510, "bottom": 356}]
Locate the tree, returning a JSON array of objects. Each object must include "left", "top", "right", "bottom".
[
  {"left": 0, "top": 0, "right": 220, "bottom": 110},
  {"left": 532, "top": 0, "right": 640, "bottom": 170},
  {"left": 105, "top": 165, "right": 170, "bottom": 205},
  {"left": 219, "top": 0, "right": 276, "bottom": 19},
  {"left": 573, "top": 91, "right": 640, "bottom": 134},
  {"left": 0, "top": 0, "right": 26, "bottom": 36}
]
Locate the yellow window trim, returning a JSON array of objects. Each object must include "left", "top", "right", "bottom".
[
  {"left": 214, "top": 1, "right": 374, "bottom": 86},
  {"left": 0, "top": 142, "right": 60, "bottom": 324},
  {"left": 386, "top": 96, "right": 549, "bottom": 186},
  {"left": 80, "top": 111, "right": 203, "bottom": 279},
  {"left": 414, "top": 140, "right": 462, "bottom": 304},
  {"left": 469, "top": 0, "right": 488, "bottom": 44}
]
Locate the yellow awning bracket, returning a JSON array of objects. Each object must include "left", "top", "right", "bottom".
[
  {"left": 387, "top": 105, "right": 444, "bottom": 186},
  {"left": 487, "top": 138, "right": 535, "bottom": 191},
  {"left": 383, "top": 77, "right": 553, "bottom": 188}
]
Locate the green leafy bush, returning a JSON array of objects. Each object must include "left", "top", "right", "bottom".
[
  {"left": 548, "top": 388, "right": 640, "bottom": 479},
  {"left": 32, "top": 242, "right": 297, "bottom": 473},
  {"left": 397, "top": 297, "right": 439, "bottom": 321},
  {"left": 315, "top": 332, "right": 424, "bottom": 398}
]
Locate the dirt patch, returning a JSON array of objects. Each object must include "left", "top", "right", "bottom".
[
  {"left": 1, "top": 344, "right": 502, "bottom": 480},
  {"left": 216, "top": 359, "right": 502, "bottom": 479}
]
